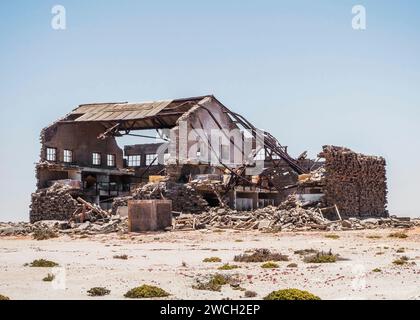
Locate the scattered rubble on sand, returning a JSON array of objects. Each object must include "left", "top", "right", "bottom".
[
  {"left": 2, "top": 194, "right": 419, "bottom": 238},
  {"left": 173, "top": 203, "right": 419, "bottom": 232}
]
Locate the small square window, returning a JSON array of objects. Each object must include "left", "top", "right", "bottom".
[
  {"left": 46, "top": 148, "right": 56, "bottom": 161},
  {"left": 63, "top": 150, "right": 73, "bottom": 163},
  {"left": 145, "top": 154, "right": 158, "bottom": 166},
  {"left": 92, "top": 152, "right": 101, "bottom": 165},
  {"left": 127, "top": 155, "right": 141, "bottom": 167},
  {"left": 107, "top": 154, "right": 116, "bottom": 167}
]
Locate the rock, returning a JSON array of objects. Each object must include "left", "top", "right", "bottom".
[{"left": 341, "top": 220, "right": 352, "bottom": 228}]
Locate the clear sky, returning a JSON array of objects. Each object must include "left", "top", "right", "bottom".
[{"left": 0, "top": 0, "right": 419, "bottom": 221}]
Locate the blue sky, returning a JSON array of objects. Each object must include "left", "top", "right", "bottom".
[{"left": 0, "top": 0, "right": 419, "bottom": 221}]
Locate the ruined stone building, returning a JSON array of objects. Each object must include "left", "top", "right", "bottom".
[{"left": 30, "top": 95, "right": 388, "bottom": 222}]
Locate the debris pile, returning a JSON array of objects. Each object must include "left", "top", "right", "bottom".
[
  {"left": 173, "top": 195, "right": 418, "bottom": 232},
  {"left": 319, "top": 145, "right": 388, "bottom": 218},
  {"left": 112, "top": 182, "right": 208, "bottom": 214},
  {"left": 30, "top": 184, "right": 81, "bottom": 223},
  {"left": 0, "top": 216, "right": 128, "bottom": 237}
]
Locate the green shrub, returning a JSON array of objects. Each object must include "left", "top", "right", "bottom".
[
  {"left": 124, "top": 285, "right": 169, "bottom": 299},
  {"left": 218, "top": 264, "right": 239, "bottom": 270},
  {"left": 264, "top": 288, "right": 321, "bottom": 300},
  {"left": 261, "top": 262, "right": 279, "bottom": 269},
  {"left": 287, "top": 263, "right": 298, "bottom": 268},
  {"left": 396, "top": 248, "right": 405, "bottom": 253},
  {"left": 0, "top": 294, "right": 10, "bottom": 300},
  {"left": 372, "top": 268, "right": 382, "bottom": 273},
  {"left": 28, "top": 259, "right": 59, "bottom": 267},
  {"left": 87, "top": 287, "right": 111, "bottom": 296},
  {"left": 42, "top": 274, "right": 55, "bottom": 282},
  {"left": 203, "top": 257, "right": 222, "bottom": 263},
  {"left": 234, "top": 249, "right": 288, "bottom": 263}
]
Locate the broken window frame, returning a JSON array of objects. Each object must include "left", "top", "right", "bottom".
[
  {"left": 92, "top": 152, "right": 101, "bottom": 166},
  {"left": 145, "top": 153, "right": 158, "bottom": 166},
  {"left": 46, "top": 147, "right": 57, "bottom": 162},
  {"left": 63, "top": 149, "right": 73, "bottom": 163},
  {"left": 107, "top": 154, "right": 116, "bottom": 167},
  {"left": 255, "top": 148, "right": 266, "bottom": 161},
  {"left": 127, "top": 155, "right": 141, "bottom": 167}
]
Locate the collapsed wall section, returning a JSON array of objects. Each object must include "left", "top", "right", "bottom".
[
  {"left": 112, "top": 181, "right": 208, "bottom": 215},
  {"left": 319, "top": 145, "right": 388, "bottom": 218},
  {"left": 30, "top": 183, "right": 81, "bottom": 223}
]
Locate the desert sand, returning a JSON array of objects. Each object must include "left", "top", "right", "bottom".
[{"left": 0, "top": 227, "right": 419, "bottom": 300}]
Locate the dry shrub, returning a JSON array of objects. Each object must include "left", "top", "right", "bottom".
[
  {"left": 33, "top": 229, "right": 58, "bottom": 241},
  {"left": 234, "top": 249, "right": 288, "bottom": 263},
  {"left": 203, "top": 257, "right": 222, "bottom": 263},
  {"left": 87, "top": 287, "right": 111, "bottom": 296},
  {"left": 193, "top": 274, "right": 232, "bottom": 292},
  {"left": 304, "top": 250, "right": 338, "bottom": 263}
]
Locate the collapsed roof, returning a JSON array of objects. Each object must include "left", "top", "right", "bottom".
[{"left": 61, "top": 95, "right": 211, "bottom": 130}]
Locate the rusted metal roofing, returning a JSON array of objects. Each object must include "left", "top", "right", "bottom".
[{"left": 70, "top": 100, "right": 173, "bottom": 122}]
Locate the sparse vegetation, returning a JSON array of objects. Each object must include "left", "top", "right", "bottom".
[
  {"left": 261, "top": 262, "right": 279, "bottom": 269},
  {"left": 366, "top": 235, "right": 382, "bottom": 239},
  {"left": 235, "top": 239, "right": 243, "bottom": 242},
  {"left": 372, "top": 268, "right": 382, "bottom": 273},
  {"left": 193, "top": 274, "right": 232, "bottom": 292},
  {"left": 393, "top": 256, "right": 409, "bottom": 266},
  {"left": 396, "top": 248, "right": 405, "bottom": 253},
  {"left": 113, "top": 254, "right": 128, "bottom": 260},
  {"left": 294, "top": 249, "right": 318, "bottom": 256},
  {"left": 0, "top": 294, "right": 10, "bottom": 300},
  {"left": 234, "top": 249, "right": 288, "bottom": 263},
  {"left": 87, "top": 287, "right": 111, "bottom": 296},
  {"left": 264, "top": 288, "right": 321, "bottom": 300},
  {"left": 244, "top": 290, "right": 257, "bottom": 298},
  {"left": 325, "top": 234, "right": 340, "bottom": 239},
  {"left": 389, "top": 232, "right": 408, "bottom": 239},
  {"left": 42, "top": 274, "right": 55, "bottom": 282},
  {"left": 304, "top": 250, "right": 338, "bottom": 263},
  {"left": 181, "top": 261, "right": 188, "bottom": 267},
  {"left": 33, "top": 229, "right": 58, "bottom": 241},
  {"left": 287, "top": 263, "right": 298, "bottom": 268},
  {"left": 27, "top": 259, "right": 59, "bottom": 267},
  {"left": 203, "top": 257, "right": 222, "bottom": 263},
  {"left": 124, "top": 285, "right": 169, "bottom": 299},
  {"left": 218, "top": 264, "right": 239, "bottom": 270}
]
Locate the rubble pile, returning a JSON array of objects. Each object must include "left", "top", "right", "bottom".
[
  {"left": 319, "top": 145, "right": 388, "bottom": 218},
  {"left": 112, "top": 182, "right": 208, "bottom": 214},
  {"left": 174, "top": 207, "right": 418, "bottom": 232},
  {"left": 174, "top": 195, "right": 418, "bottom": 232},
  {"left": 174, "top": 205, "right": 329, "bottom": 231},
  {"left": 0, "top": 216, "right": 128, "bottom": 237},
  {"left": 30, "top": 184, "right": 81, "bottom": 223}
]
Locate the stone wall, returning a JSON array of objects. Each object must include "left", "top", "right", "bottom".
[{"left": 319, "top": 145, "right": 388, "bottom": 218}]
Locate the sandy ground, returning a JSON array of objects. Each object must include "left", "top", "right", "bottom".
[{"left": 0, "top": 227, "right": 419, "bottom": 300}]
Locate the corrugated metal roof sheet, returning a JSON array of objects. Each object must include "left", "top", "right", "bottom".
[{"left": 71, "top": 100, "right": 173, "bottom": 122}]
